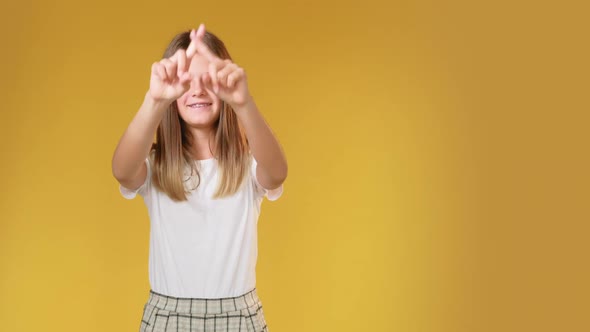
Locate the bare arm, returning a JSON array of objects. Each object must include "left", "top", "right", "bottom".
[
  {"left": 111, "top": 25, "right": 207, "bottom": 190},
  {"left": 111, "top": 93, "right": 170, "bottom": 190},
  {"left": 234, "top": 98, "right": 288, "bottom": 190},
  {"left": 185, "top": 24, "right": 288, "bottom": 190}
]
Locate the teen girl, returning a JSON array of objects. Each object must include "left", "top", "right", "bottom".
[{"left": 112, "top": 23, "right": 287, "bottom": 332}]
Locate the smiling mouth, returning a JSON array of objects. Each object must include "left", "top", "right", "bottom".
[{"left": 187, "top": 103, "right": 212, "bottom": 108}]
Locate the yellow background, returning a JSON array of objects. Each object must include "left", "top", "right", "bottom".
[{"left": 1, "top": 0, "right": 588, "bottom": 331}]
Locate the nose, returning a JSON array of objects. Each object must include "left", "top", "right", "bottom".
[{"left": 189, "top": 76, "right": 207, "bottom": 97}]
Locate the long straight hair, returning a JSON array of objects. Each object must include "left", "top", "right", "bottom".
[{"left": 151, "top": 30, "right": 250, "bottom": 201}]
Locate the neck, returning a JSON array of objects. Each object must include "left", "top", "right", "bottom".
[{"left": 188, "top": 126, "right": 216, "bottom": 160}]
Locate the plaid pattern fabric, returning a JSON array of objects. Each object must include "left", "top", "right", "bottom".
[{"left": 139, "top": 288, "right": 269, "bottom": 332}]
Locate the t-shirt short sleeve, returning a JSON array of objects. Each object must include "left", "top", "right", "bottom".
[
  {"left": 251, "top": 156, "right": 283, "bottom": 201},
  {"left": 119, "top": 157, "right": 151, "bottom": 200}
]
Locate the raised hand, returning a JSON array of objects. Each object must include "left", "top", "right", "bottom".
[
  {"left": 147, "top": 24, "right": 215, "bottom": 104},
  {"left": 186, "top": 24, "right": 252, "bottom": 109},
  {"left": 147, "top": 23, "right": 251, "bottom": 109},
  {"left": 147, "top": 48, "right": 194, "bottom": 103}
]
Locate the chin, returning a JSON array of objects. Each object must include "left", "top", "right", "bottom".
[
  {"left": 185, "top": 114, "right": 220, "bottom": 127},
  {"left": 186, "top": 122, "right": 216, "bottom": 129},
  {"left": 179, "top": 110, "right": 220, "bottom": 127}
]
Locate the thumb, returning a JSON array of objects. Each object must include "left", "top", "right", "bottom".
[
  {"left": 179, "top": 72, "right": 192, "bottom": 84},
  {"left": 178, "top": 72, "right": 193, "bottom": 92}
]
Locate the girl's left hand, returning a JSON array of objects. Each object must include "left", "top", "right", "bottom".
[{"left": 186, "top": 24, "right": 252, "bottom": 110}]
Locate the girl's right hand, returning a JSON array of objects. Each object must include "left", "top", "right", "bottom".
[{"left": 147, "top": 49, "right": 193, "bottom": 104}]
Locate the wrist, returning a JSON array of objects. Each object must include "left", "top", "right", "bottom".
[
  {"left": 145, "top": 91, "right": 173, "bottom": 112},
  {"left": 231, "top": 95, "right": 255, "bottom": 113}
]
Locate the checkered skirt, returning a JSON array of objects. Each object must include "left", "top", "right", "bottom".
[{"left": 139, "top": 288, "right": 269, "bottom": 332}]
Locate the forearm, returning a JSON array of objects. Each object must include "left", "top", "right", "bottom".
[
  {"left": 111, "top": 92, "right": 170, "bottom": 181},
  {"left": 234, "top": 98, "right": 288, "bottom": 185}
]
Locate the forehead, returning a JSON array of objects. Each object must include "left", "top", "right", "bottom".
[{"left": 187, "top": 54, "right": 210, "bottom": 74}]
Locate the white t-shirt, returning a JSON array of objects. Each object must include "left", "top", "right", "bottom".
[{"left": 119, "top": 153, "right": 283, "bottom": 298}]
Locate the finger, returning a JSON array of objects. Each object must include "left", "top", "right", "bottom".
[
  {"left": 152, "top": 62, "right": 162, "bottom": 79},
  {"left": 186, "top": 29, "right": 197, "bottom": 59},
  {"left": 195, "top": 23, "right": 206, "bottom": 39},
  {"left": 201, "top": 73, "right": 217, "bottom": 95},
  {"left": 170, "top": 57, "right": 179, "bottom": 79},
  {"left": 186, "top": 24, "right": 206, "bottom": 59},
  {"left": 161, "top": 59, "right": 177, "bottom": 81},
  {"left": 201, "top": 72, "right": 213, "bottom": 91},
  {"left": 208, "top": 61, "right": 224, "bottom": 93},
  {"left": 191, "top": 23, "right": 220, "bottom": 63},
  {"left": 179, "top": 71, "right": 192, "bottom": 85},
  {"left": 227, "top": 68, "right": 244, "bottom": 89},
  {"left": 195, "top": 38, "right": 219, "bottom": 63},
  {"left": 176, "top": 49, "right": 188, "bottom": 77},
  {"left": 156, "top": 63, "right": 168, "bottom": 81},
  {"left": 217, "top": 61, "right": 237, "bottom": 88}
]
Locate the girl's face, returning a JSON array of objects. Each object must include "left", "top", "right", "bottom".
[{"left": 176, "top": 53, "right": 221, "bottom": 128}]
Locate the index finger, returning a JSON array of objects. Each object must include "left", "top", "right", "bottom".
[
  {"left": 195, "top": 40, "right": 219, "bottom": 63},
  {"left": 189, "top": 24, "right": 221, "bottom": 63},
  {"left": 185, "top": 25, "right": 202, "bottom": 59},
  {"left": 176, "top": 49, "right": 187, "bottom": 77}
]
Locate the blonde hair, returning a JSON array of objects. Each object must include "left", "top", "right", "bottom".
[{"left": 151, "top": 30, "right": 250, "bottom": 201}]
